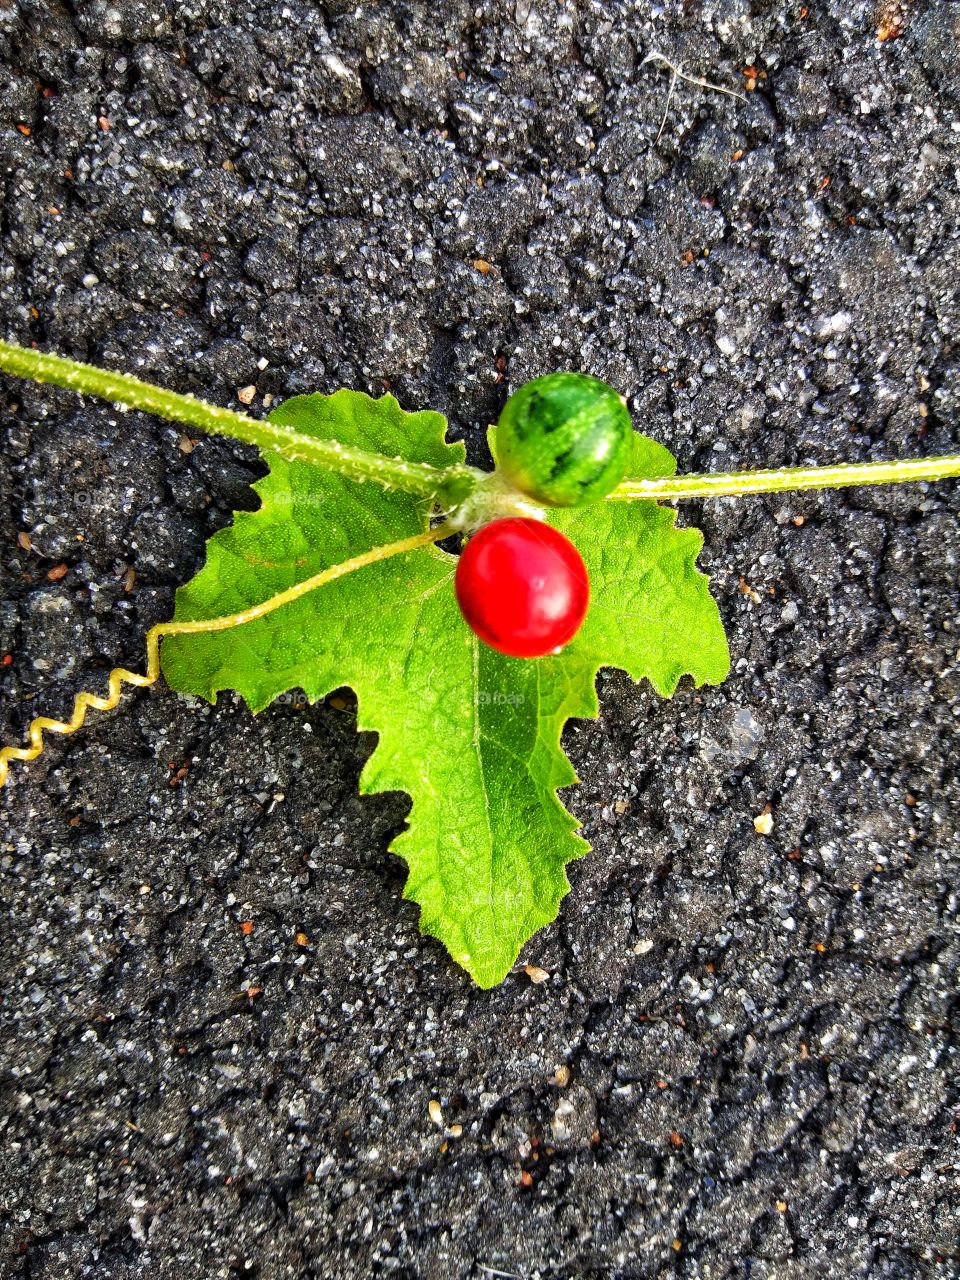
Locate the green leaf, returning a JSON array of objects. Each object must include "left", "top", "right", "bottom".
[{"left": 161, "top": 391, "right": 729, "bottom": 987}]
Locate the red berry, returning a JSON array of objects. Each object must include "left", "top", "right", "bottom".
[{"left": 454, "top": 517, "right": 590, "bottom": 658}]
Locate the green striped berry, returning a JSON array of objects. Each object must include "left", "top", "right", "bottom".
[{"left": 495, "top": 372, "right": 633, "bottom": 507}]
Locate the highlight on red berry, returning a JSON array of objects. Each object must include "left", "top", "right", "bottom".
[{"left": 454, "top": 517, "right": 590, "bottom": 658}]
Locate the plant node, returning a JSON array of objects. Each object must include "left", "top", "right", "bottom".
[{"left": 446, "top": 470, "right": 547, "bottom": 533}]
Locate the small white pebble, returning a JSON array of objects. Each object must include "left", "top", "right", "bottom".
[
  {"left": 237, "top": 385, "right": 256, "bottom": 405},
  {"left": 816, "top": 311, "right": 853, "bottom": 338},
  {"left": 428, "top": 1099, "right": 443, "bottom": 1127},
  {"left": 716, "top": 333, "right": 737, "bottom": 357},
  {"left": 754, "top": 811, "right": 774, "bottom": 836}
]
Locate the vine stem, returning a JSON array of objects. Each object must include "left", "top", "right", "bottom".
[
  {"left": 2, "top": 339, "right": 959, "bottom": 503},
  {"left": 0, "top": 522, "right": 454, "bottom": 789},
  {"left": 608, "top": 455, "right": 960, "bottom": 501},
  {"left": 0, "top": 340, "right": 478, "bottom": 503}
]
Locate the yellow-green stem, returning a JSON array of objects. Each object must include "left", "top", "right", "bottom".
[
  {"left": 608, "top": 455, "right": 960, "bottom": 501},
  {"left": 2, "top": 339, "right": 959, "bottom": 502},
  {"left": 0, "top": 339, "right": 478, "bottom": 504}
]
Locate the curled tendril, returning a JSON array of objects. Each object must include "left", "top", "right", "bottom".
[
  {"left": 0, "top": 523, "right": 454, "bottom": 791},
  {"left": 0, "top": 660, "right": 158, "bottom": 788}
]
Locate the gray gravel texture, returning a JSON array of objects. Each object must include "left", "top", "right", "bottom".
[{"left": 1, "top": 0, "right": 959, "bottom": 1276}]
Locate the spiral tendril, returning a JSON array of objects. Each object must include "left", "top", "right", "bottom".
[
  {"left": 0, "top": 522, "right": 453, "bottom": 791},
  {"left": 0, "top": 652, "right": 160, "bottom": 789}
]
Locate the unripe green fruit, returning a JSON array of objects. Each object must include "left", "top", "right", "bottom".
[{"left": 495, "top": 372, "right": 634, "bottom": 507}]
